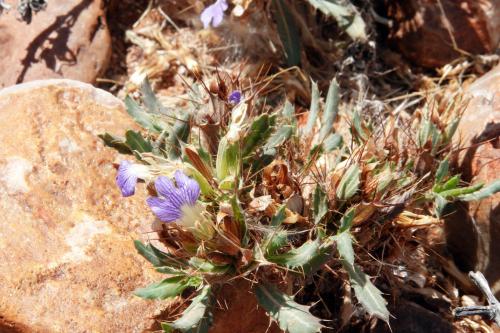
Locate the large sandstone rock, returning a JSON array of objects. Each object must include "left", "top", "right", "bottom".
[
  {"left": 0, "top": 80, "right": 166, "bottom": 332},
  {"left": 0, "top": 0, "right": 111, "bottom": 88},
  {"left": 445, "top": 64, "right": 500, "bottom": 296},
  {"left": 385, "top": 0, "right": 500, "bottom": 68}
]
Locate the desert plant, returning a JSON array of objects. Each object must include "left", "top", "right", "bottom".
[{"left": 101, "top": 75, "right": 499, "bottom": 332}]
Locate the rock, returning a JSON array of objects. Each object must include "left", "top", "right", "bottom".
[
  {"left": 0, "top": 0, "right": 111, "bottom": 88},
  {"left": 385, "top": 0, "right": 500, "bottom": 68},
  {"left": 445, "top": 64, "right": 500, "bottom": 296},
  {"left": 0, "top": 80, "right": 166, "bottom": 332}
]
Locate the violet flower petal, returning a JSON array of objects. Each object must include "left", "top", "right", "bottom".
[
  {"left": 146, "top": 197, "right": 182, "bottom": 222},
  {"left": 147, "top": 172, "right": 201, "bottom": 223},
  {"left": 116, "top": 160, "right": 138, "bottom": 197},
  {"left": 228, "top": 90, "right": 242, "bottom": 104},
  {"left": 200, "top": 0, "right": 228, "bottom": 28}
]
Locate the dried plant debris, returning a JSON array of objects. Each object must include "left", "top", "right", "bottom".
[{"left": 100, "top": 72, "right": 500, "bottom": 332}]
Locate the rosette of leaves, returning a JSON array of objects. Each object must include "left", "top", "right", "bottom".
[{"left": 101, "top": 77, "right": 499, "bottom": 332}]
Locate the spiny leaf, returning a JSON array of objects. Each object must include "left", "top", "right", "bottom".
[
  {"left": 458, "top": 180, "right": 500, "bottom": 201},
  {"left": 264, "top": 125, "right": 293, "bottom": 150},
  {"left": 439, "top": 183, "right": 484, "bottom": 199},
  {"left": 304, "top": 80, "right": 320, "bottom": 135},
  {"left": 167, "top": 113, "right": 191, "bottom": 160},
  {"left": 304, "top": 0, "right": 367, "bottom": 40},
  {"left": 267, "top": 238, "right": 331, "bottom": 273},
  {"left": 264, "top": 230, "right": 289, "bottom": 255},
  {"left": 271, "top": 205, "right": 287, "bottom": 227},
  {"left": 336, "top": 231, "right": 389, "bottom": 322},
  {"left": 439, "top": 175, "right": 460, "bottom": 192},
  {"left": 336, "top": 164, "right": 360, "bottom": 200},
  {"left": 162, "top": 286, "right": 213, "bottom": 333},
  {"left": 319, "top": 78, "right": 340, "bottom": 141},
  {"left": 323, "top": 133, "right": 343, "bottom": 152},
  {"left": 313, "top": 186, "right": 328, "bottom": 224},
  {"left": 255, "top": 284, "right": 324, "bottom": 333},
  {"left": 188, "top": 258, "right": 229, "bottom": 274},
  {"left": 141, "top": 78, "right": 164, "bottom": 114},
  {"left": 272, "top": 0, "right": 301, "bottom": 66},
  {"left": 445, "top": 118, "right": 460, "bottom": 142},
  {"left": 231, "top": 196, "right": 248, "bottom": 247},
  {"left": 338, "top": 207, "right": 355, "bottom": 233},
  {"left": 125, "top": 130, "right": 153, "bottom": 153},
  {"left": 434, "top": 194, "right": 448, "bottom": 218},
  {"left": 282, "top": 100, "right": 297, "bottom": 127},
  {"left": 243, "top": 114, "right": 275, "bottom": 157},
  {"left": 124, "top": 95, "right": 162, "bottom": 132},
  {"left": 134, "top": 276, "right": 201, "bottom": 300},
  {"left": 134, "top": 240, "right": 187, "bottom": 269},
  {"left": 342, "top": 262, "right": 389, "bottom": 322},
  {"left": 435, "top": 158, "right": 449, "bottom": 185},
  {"left": 98, "top": 133, "right": 132, "bottom": 155}
]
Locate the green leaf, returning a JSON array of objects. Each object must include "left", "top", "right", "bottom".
[
  {"left": 134, "top": 276, "right": 201, "bottom": 300},
  {"left": 304, "top": 80, "right": 320, "bottom": 135},
  {"left": 336, "top": 231, "right": 354, "bottom": 266},
  {"left": 231, "top": 196, "right": 248, "bottom": 246},
  {"left": 439, "top": 183, "right": 484, "bottom": 199},
  {"left": 264, "top": 230, "right": 289, "bottom": 255},
  {"left": 445, "top": 118, "right": 460, "bottom": 142},
  {"left": 272, "top": 0, "right": 301, "bottom": 67},
  {"left": 352, "top": 109, "right": 368, "bottom": 141},
  {"left": 167, "top": 113, "right": 191, "bottom": 160},
  {"left": 313, "top": 186, "right": 328, "bottom": 225},
  {"left": 336, "top": 164, "right": 360, "bottom": 200},
  {"left": 125, "top": 130, "right": 153, "bottom": 153},
  {"left": 141, "top": 78, "right": 164, "bottom": 114},
  {"left": 336, "top": 231, "right": 389, "bottom": 322},
  {"left": 216, "top": 137, "right": 239, "bottom": 181},
  {"left": 188, "top": 258, "right": 229, "bottom": 274},
  {"left": 255, "top": 284, "right": 323, "bottom": 333},
  {"left": 323, "top": 133, "right": 343, "bottom": 152},
  {"left": 267, "top": 238, "right": 331, "bottom": 273},
  {"left": 434, "top": 194, "right": 448, "bottom": 218},
  {"left": 458, "top": 180, "right": 500, "bottom": 201},
  {"left": 338, "top": 207, "right": 355, "bottom": 233},
  {"left": 98, "top": 133, "right": 132, "bottom": 155},
  {"left": 125, "top": 95, "right": 162, "bottom": 132},
  {"left": 342, "top": 263, "right": 389, "bottom": 322},
  {"left": 417, "top": 118, "right": 432, "bottom": 148},
  {"left": 319, "top": 78, "right": 340, "bottom": 141},
  {"left": 304, "top": 0, "right": 367, "bottom": 40},
  {"left": 440, "top": 175, "right": 460, "bottom": 192},
  {"left": 435, "top": 159, "right": 449, "bottom": 185},
  {"left": 264, "top": 125, "right": 293, "bottom": 150},
  {"left": 134, "top": 240, "right": 186, "bottom": 269},
  {"left": 243, "top": 114, "right": 275, "bottom": 157},
  {"left": 271, "top": 205, "right": 287, "bottom": 227},
  {"left": 161, "top": 286, "right": 213, "bottom": 333},
  {"left": 282, "top": 100, "right": 296, "bottom": 127}
]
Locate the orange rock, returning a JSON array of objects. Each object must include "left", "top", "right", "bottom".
[
  {"left": 445, "top": 64, "right": 500, "bottom": 296},
  {"left": 0, "top": 80, "right": 165, "bottom": 332},
  {"left": 385, "top": 0, "right": 500, "bottom": 68},
  {"left": 0, "top": 0, "right": 111, "bottom": 88}
]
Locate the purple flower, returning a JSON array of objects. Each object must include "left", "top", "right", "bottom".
[
  {"left": 116, "top": 161, "right": 149, "bottom": 197},
  {"left": 147, "top": 171, "right": 201, "bottom": 223},
  {"left": 200, "top": 0, "right": 228, "bottom": 29},
  {"left": 228, "top": 90, "right": 242, "bottom": 104}
]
